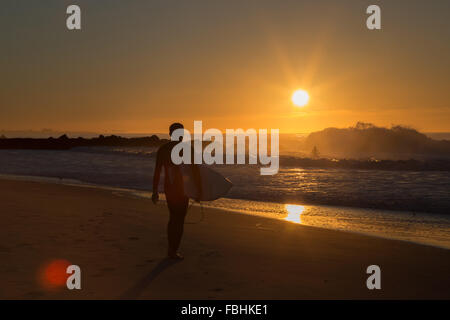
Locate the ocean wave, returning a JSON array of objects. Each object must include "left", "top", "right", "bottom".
[{"left": 0, "top": 148, "right": 449, "bottom": 214}]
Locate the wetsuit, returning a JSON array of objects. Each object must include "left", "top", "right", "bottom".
[{"left": 152, "top": 141, "right": 199, "bottom": 255}]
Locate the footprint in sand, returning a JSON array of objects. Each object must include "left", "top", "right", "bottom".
[
  {"left": 17, "top": 243, "right": 32, "bottom": 248},
  {"left": 3, "top": 266, "right": 18, "bottom": 273},
  {"left": 24, "top": 291, "right": 44, "bottom": 298},
  {"left": 100, "top": 267, "right": 115, "bottom": 272},
  {"left": 201, "top": 251, "right": 221, "bottom": 258},
  {"left": 111, "top": 244, "right": 123, "bottom": 250},
  {"left": 0, "top": 245, "right": 11, "bottom": 253}
]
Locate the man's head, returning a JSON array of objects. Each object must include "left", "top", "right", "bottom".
[{"left": 169, "top": 123, "right": 184, "bottom": 140}]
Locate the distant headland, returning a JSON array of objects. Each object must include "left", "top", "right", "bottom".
[{"left": 0, "top": 134, "right": 167, "bottom": 150}]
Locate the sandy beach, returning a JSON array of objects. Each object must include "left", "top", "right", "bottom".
[{"left": 0, "top": 178, "right": 449, "bottom": 300}]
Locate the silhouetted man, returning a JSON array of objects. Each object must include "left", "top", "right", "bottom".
[{"left": 152, "top": 123, "right": 202, "bottom": 259}]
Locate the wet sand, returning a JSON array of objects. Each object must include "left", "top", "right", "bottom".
[{"left": 0, "top": 178, "right": 449, "bottom": 299}]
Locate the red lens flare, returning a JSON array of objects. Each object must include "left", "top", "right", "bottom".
[{"left": 38, "top": 259, "right": 71, "bottom": 290}]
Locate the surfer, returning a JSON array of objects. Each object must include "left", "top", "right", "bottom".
[{"left": 152, "top": 123, "right": 202, "bottom": 260}]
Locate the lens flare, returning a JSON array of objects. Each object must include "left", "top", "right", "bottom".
[{"left": 38, "top": 259, "right": 71, "bottom": 290}]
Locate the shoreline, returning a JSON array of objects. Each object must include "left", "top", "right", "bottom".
[
  {"left": 0, "top": 177, "right": 449, "bottom": 299},
  {"left": 1, "top": 173, "right": 449, "bottom": 250}
]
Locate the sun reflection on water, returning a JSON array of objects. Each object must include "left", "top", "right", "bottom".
[{"left": 284, "top": 204, "right": 305, "bottom": 223}]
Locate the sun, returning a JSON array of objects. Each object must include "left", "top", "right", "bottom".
[{"left": 291, "top": 89, "right": 309, "bottom": 107}]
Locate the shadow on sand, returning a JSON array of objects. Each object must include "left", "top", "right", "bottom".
[{"left": 119, "top": 258, "right": 180, "bottom": 299}]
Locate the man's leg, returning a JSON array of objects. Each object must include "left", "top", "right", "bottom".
[{"left": 166, "top": 197, "right": 189, "bottom": 258}]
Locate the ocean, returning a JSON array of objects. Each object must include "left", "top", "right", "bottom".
[{"left": 1, "top": 146, "right": 449, "bottom": 249}]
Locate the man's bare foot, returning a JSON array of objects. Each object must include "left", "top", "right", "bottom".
[{"left": 168, "top": 252, "right": 184, "bottom": 260}]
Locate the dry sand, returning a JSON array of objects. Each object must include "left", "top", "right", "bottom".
[{"left": 0, "top": 178, "right": 449, "bottom": 299}]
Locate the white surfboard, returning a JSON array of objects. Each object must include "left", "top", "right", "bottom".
[{"left": 180, "top": 165, "right": 232, "bottom": 201}]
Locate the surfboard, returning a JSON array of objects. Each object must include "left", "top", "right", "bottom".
[{"left": 180, "top": 165, "right": 232, "bottom": 201}]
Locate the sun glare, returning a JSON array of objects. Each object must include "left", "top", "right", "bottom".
[
  {"left": 292, "top": 89, "right": 309, "bottom": 107},
  {"left": 284, "top": 204, "right": 305, "bottom": 223}
]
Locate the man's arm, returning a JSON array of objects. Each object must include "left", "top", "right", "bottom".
[{"left": 152, "top": 148, "right": 163, "bottom": 204}]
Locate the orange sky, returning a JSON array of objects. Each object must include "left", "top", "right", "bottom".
[{"left": 1, "top": 0, "right": 449, "bottom": 134}]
